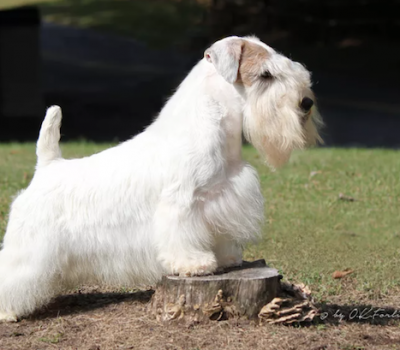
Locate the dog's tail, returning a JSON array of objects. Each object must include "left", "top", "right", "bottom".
[{"left": 36, "top": 105, "right": 63, "bottom": 167}]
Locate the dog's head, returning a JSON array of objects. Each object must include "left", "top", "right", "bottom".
[{"left": 205, "top": 36, "right": 323, "bottom": 168}]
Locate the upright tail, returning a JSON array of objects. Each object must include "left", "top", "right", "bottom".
[{"left": 36, "top": 106, "right": 63, "bottom": 167}]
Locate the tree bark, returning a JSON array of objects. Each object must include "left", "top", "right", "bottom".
[{"left": 149, "top": 260, "right": 281, "bottom": 323}]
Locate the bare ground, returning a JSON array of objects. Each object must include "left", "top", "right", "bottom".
[{"left": 1, "top": 286, "right": 399, "bottom": 350}]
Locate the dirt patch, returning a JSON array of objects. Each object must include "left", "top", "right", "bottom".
[{"left": 1, "top": 287, "right": 400, "bottom": 350}]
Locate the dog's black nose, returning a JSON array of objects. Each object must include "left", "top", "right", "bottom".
[{"left": 300, "top": 97, "right": 314, "bottom": 111}]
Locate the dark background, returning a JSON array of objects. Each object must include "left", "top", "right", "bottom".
[{"left": 0, "top": 0, "right": 399, "bottom": 146}]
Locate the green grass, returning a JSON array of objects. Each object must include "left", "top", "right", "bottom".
[
  {"left": 1, "top": 143, "right": 399, "bottom": 302},
  {"left": 0, "top": 0, "right": 52, "bottom": 10},
  {"left": 242, "top": 145, "right": 400, "bottom": 301}
]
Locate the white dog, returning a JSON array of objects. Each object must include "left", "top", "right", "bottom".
[{"left": 0, "top": 36, "right": 322, "bottom": 321}]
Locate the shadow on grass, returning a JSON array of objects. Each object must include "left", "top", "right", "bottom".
[
  {"left": 29, "top": 289, "right": 154, "bottom": 320},
  {"left": 28, "top": 289, "right": 399, "bottom": 327},
  {"left": 40, "top": 0, "right": 208, "bottom": 48}
]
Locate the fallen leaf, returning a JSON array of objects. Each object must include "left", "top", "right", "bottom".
[
  {"left": 338, "top": 193, "right": 356, "bottom": 202},
  {"left": 309, "top": 170, "right": 322, "bottom": 178},
  {"left": 281, "top": 282, "right": 312, "bottom": 300},
  {"left": 332, "top": 269, "right": 354, "bottom": 279}
]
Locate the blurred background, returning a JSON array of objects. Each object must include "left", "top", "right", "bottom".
[{"left": 0, "top": 0, "right": 399, "bottom": 146}]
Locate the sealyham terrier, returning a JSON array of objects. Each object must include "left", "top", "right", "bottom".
[{"left": 0, "top": 36, "right": 322, "bottom": 322}]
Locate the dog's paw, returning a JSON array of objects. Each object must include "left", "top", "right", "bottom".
[
  {"left": 162, "top": 254, "right": 218, "bottom": 278},
  {"left": 0, "top": 312, "right": 18, "bottom": 323},
  {"left": 160, "top": 252, "right": 218, "bottom": 277},
  {"left": 178, "top": 264, "right": 217, "bottom": 277}
]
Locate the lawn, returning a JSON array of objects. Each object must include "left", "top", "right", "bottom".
[
  {"left": 0, "top": 0, "right": 52, "bottom": 10},
  {"left": 0, "top": 143, "right": 400, "bottom": 349}
]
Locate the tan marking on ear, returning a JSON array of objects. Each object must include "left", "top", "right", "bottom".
[{"left": 237, "top": 41, "right": 269, "bottom": 86}]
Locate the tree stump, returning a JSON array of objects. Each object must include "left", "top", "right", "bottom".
[{"left": 149, "top": 260, "right": 282, "bottom": 323}]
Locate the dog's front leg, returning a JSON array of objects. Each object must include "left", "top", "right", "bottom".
[
  {"left": 154, "top": 199, "right": 217, "bottom": 277},
  {"left": 214, "top": 235, "right": 243, "bottom": 270}
]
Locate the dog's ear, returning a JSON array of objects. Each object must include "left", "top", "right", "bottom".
[{"left": 205, "top": 37, "right": 243, "bottom": 84}]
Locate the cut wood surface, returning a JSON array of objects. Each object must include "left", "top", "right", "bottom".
[{"left": 150, "top": 260, "right": 282, "bottom": 323}]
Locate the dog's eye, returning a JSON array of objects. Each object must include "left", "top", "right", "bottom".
[
  {"left": 300, "top": 97, "right": 314, "bottom": 112},
  {"left": 260, "top": 71, "right": 272, "bottom": 79}
]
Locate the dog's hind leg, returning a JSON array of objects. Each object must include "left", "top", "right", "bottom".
[
  {"left": 154, "top": 199, "right": 218, "bottom": 277},
  {"left": 0, "top": 242, "right": 61, "bottom": 322}
]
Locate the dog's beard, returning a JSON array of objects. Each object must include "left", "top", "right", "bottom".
[
  {"left": 243, "top": 89, "right": 322, "bottom": 169},
  {"left": 303, "top": 108, "right": 324, "bottom": 147}
]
